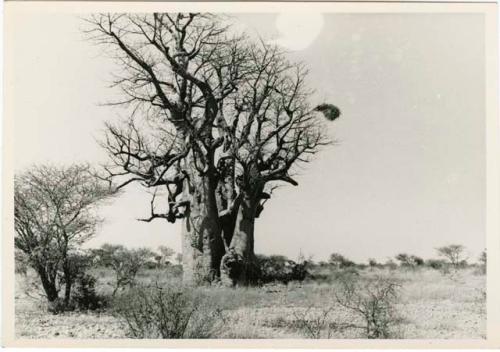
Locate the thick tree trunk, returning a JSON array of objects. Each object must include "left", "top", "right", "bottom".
[
  {"left": 215, "top": 157, "right": 238, "bottom": 252},
  {"left": 220, "top": 189, "right": 259, "bottom": 286},
  {"left": 221, "top": 213, "right": 237, "bottom": 251},
  {"left": 181, "top": 166, "right": 224, "bottom": 285}
]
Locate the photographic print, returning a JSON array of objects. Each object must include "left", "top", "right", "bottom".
[{"left": 3, "top": 1, "right": 499, "bottom": 348}]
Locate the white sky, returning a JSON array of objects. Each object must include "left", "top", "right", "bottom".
[{"left": 7, "top": 13, "right": 486, "bottom": 263}]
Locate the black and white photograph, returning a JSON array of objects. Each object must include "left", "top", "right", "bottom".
[{"left": 3, "top": 1, "right": 499, "bottom": 347}]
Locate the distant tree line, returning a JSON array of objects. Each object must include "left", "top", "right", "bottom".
[{"left": 317, "top": 244, "right": 482, "bottom": 271}]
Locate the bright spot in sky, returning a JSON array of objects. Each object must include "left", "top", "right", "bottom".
[{"left": 269, "top": 13, "right": 324, "bottom": 51}]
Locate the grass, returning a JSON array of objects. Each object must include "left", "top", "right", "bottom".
[{"left": 15, "top": 266, "right": 485, "bottom": 339}]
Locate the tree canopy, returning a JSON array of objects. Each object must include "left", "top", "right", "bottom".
[
  {"left": 85, "top": 13, "right": 340, "bottom": 285},
  {"left": 14, "top": 164, "right": 114, "bottom": 302}
]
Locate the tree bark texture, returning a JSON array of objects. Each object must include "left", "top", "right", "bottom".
[
  {"left": 181, "top": 157, "right": 224, "bottom": 285},
  {"left": 220, "top": 187, "right": 260, "bottom": 286},
  {"left": 37, "top": 267, "right": 59, "bottom": 302}
]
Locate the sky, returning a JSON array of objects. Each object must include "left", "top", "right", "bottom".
[{"left": 8, "top": 12, "right": 486, "bottom": 263}]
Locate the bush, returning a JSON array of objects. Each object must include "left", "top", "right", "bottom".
[
  {"left": 328, "top": 253, "right": 356, "bottom": 269},
  {"left": 72, "top": 273, "right": 109, "bottom": 311},
  {"left": 411, "top": 256, "right": 425, "bottom": 266},
  {"left": 256, "top": 255, "right": 309, "bottom": 284},
  {"left": 112, "top": 284, "right": 225, "bottom": 338},
  {"left": 331, "top": 266, "right": 359, "bottom": 281},
  {"left": 48, "top": 297, "right": 74, "bottom": 314},
  {"left": 395, "top": 254, "right": 424, "bottom": 268},
  {"left": 15, "top": 250, "right": 29, "bottom": 275},
  {"left": 156, "top": 245, "right": 176, "bottom": 267},
  {"left": 144, "top": 261, "right": 159, "bottom": 270},
  {"left": 395, "top": 253, "right": 410, "bottom": 266},
  {"left": 426, "top": 259, "right": 446, "bottom": 270},
  {"left": 383, "top": 259, "right": 398, "bottom": 270},
  {"left": 368, "top": 258, "right": 379, "bottom": 268},
  {"left": 307, "top": 263, "right": 359, "bottom": 284},
  {"left": 92, "top": 244, "right": 156, "bottom": 295},
  {"left": 293, "top": 306, "right": 335, "bottom": 338},
  {"left": 292, "top": 305, "right": 357, "bottom": 339},
  {"left": 335, "top": 275, "right": 401, "bottom": 339},
  {"left": 42, "top": 252, "right": 108, "bottom": 313},
  {"left": 62, "top": 252, "right": 98, "bottom": 307},
  {"left": 477, "top": 250, "right": 486, "bottom": 275}
]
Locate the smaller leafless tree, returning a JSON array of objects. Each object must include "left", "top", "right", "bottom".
[{"left": 14, "top": 164, "right": 114, "bottom": 306}]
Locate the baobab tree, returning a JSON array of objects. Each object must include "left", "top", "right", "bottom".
[
  {"left": 85, "top": 13, "right": 340, "bottom": 285},
  {"left": 217, "top": 43, "right": 338, "bottom": 284}
]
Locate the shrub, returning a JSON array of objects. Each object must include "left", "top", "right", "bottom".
[
  {"left": 41, "top": 252, "right": 109, "bottom": 313},
  {"left": 48, "top": 297, "right": 73, "bottom": 314},
  {"left": 113, "top": 284, "right": 225, "bottom": 338},
  {"left": 368, "top": 258, "right": 379, "bottom": 268},
  {"left": 175, "top": 253, "right": 183, "bottom": 265},
  {"left": 156, "top": 246, "right": 176, "bottom": 267},
  {"left": 292, "top": 305, "right": 357, "bottom": 339},
  {"left": 293, "top": 306, "right": 334, "bottom": 338},
  {"left": 477, "top": 250, "right": 486, "bottom": 275},
  {"left": 411, "top": 256, "right": 425, "bottom": 266},
  {"left": 92, "top": 244, "right": 156, "bottom": 295},
  {"left": 48, "top": 289, "right": 107, "bottom": 313},
  {"left": 395, "top": 253, "right": 410, "bottom": 266},
  {"left": 383, "top": 259, "right": 398, "bottom": 270},
  {"left": 331, "top": 266, "right": 359, "bottom": 281},
  {"left": 328, "top": 253, "right": 356, "bottom": 269},
  {"left": 256, "top": 255, "right": 309, "bottom": 284},
  {"left": 395, "top": 254, "right": 424, "bottom": 268},
  {"left": 426, "top": 259, "right": 446, "bottom": 270},
  {"left": 60, "top": 251, "right": 97, "bottom": 307},
  {"left": 15, "top": 250, "right": 29, "bottom": 275},
  {"left": 143, "top": 261, "right": 159, "bottom": 270},
  {"left": 335, "top": 275, "right": 401, "bottom": 339},
  {"left": 293, "top": 253, "right": 311, "bottom": 282},
  {"left": 72, "top": 273, "right": 109, "bottom": 311}
]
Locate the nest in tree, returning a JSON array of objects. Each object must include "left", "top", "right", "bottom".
[{"left": 314, "top": 103, "right": 341, "bottom": 121}]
